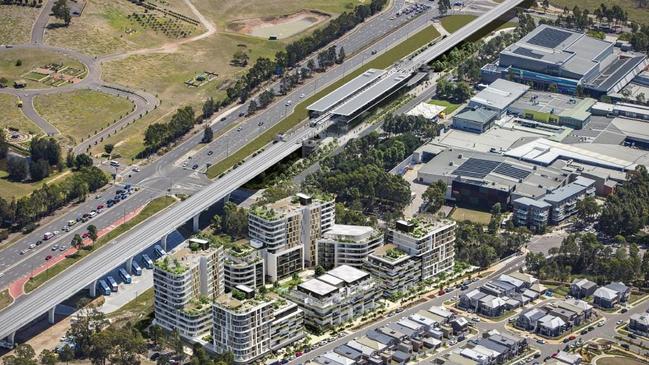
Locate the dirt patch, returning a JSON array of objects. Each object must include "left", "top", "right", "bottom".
[{"left": 227, "top": 10, "right": 330, "bottom": 39}]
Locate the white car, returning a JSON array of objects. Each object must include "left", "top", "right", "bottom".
[
  {"left": 29, "top": 243, "right": 36, "bottom": 249},
  {"left": 132, "top": 166, "right": 141, "bottom": 172},
  {"left": 300, "top": 93, "right": 305, "bottom": 98},
  {"left": 53, "top": 230, "right": 60, "bottom": 236}
]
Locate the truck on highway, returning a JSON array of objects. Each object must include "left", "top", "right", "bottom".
[
  {"left": 106, "top": 276, "right": 118, "bottom": 292},
  {"left": 141, "top": 254, "right": 154, "bottom": 269},
  {"left": 154, "top": 245, "right": 166, "bottom": 258},
  {"left": 118, "top": 268, "right": 132, "bottom": 284},
  {"left": 97, "top": 280, "right": 111, "bottom": 296},
  {"left": 132, "top": 261, "right": 142, "bottom": 276}
]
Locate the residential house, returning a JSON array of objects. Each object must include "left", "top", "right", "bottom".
[
  {"left": 629, "top": 313, "right": 649, "bottom": 335},
  {"left": 570, "top": 278, "right": 597, "bottom": 299}
]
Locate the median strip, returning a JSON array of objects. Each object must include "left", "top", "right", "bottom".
[
  {"left": 206, "top": 24, "right": 441, "bottom": 179},
  {"left": 21, "top": 196, "right": 177, "bottom": 294}
]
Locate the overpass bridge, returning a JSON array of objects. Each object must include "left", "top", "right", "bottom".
[{"left": 0, "top": 0, "right": 526, "bottom": 345}]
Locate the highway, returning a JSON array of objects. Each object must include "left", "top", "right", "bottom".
[
  {"left": 0, "top": 0, "right": 442, "bottom": 291},
  {"left": 0, "top": 0, "right": 519, "bottom": 343}
]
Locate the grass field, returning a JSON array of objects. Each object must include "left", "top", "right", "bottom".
[
  {"left": 440, "top": 15, "right": 477, "bottom": 33},
  {"left": 0, "top": 48, "right": 85, "bottom": 89},
  {"left": 450, "top": 207, "right": 492, "bottom": 225},
  {"left": 110, "top": 287, "right": 154, "bottom": 319},
  {"left": 523, "top": 109, "right": 559, "bottom": 124},
  {"left": 0, "top": 288, "right": 12, "bottom": 311},
  {"left": 45, "top": 0, "right": 203, "bottom": 56},
  {"left": 24, "top": 195, "right": 176, "bottom": 293},
  {"left": 205, "top": 24, "right": 442, "bottom": 178},
  {"left": 428, "top": 99, "right": 462, "bottom": 115},
  {"left": 34, "top": 90, "right": 134, "bottom": 146},
  {"left": 0, "top": 5, "right": 41, "bottom": 45},
  {"left": 550, "top": 0, "right": 649, "bottom": 25},
  {"left": 595, "top": 356, "right": 648, "bottom": 365},
  {"left": 0, "top": 94, "right": 43, "bottom": 135},
  {"left": 0, "top": 166, "right": 71, "bottom": 200}
]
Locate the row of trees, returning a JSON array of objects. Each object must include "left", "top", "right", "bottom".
[
  {"left": 224, "top": 0, "right": 387, "bottom": 103},
  {"left": 435, "top": 79, "right": 473, "bottom": 103},
  {"left": 305, "top": 132, "right": 418, "bottom": 221},
  {"left": 526, "top": 233, "right": 649, "bottom": 285},
  {"left": 599, "top": 165, "right": 649, "bottom": 237},
  {"left": 0, "top": 165, "right": 108, "bottom": 228},
  {"left": 454, "top": 218, "right": 530, "bottom": 268},
  {"left": 382, "top": 114, "right": 441, "bottom": 139},
  {"left": 142, "top": 106, "right": 196, "bottom": 156},
  {"left": 7, "top": 137, "right": 63, "bottom": 182}
]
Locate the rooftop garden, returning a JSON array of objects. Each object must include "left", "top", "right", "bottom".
[
  {"left": 226, "top": 240, "right": 256, "bottom": 258},
  {"left": 385, "top": 247, "right": 406, "bottom": 260},
  {"left": 154, "top": 256, "right": 188, "bottom": 275},
  {"left": 251, "top": 205, "right": 282, "bottom": 221},
  {"left": 182, "top": 295, "right": 212, "bottom": 316}
]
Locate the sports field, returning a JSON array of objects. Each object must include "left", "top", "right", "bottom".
[{"left": 450, "top": 207, "right": 492, "bottom": 225}]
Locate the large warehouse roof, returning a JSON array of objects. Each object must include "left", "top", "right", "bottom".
[
  {"left": 504, "top": 138, "right": 635, "bottom": 171},
  {"left": 307, "top": 69, "right": 386, "bottom": 113},
  {"left": 470, "top": 79, "right": 530, "bottom": 111},
  {"left": 332, "top": 71, "right": 410, "bottom": 117}
]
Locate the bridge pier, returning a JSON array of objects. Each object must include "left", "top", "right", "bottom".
[
  {"left": 88, "top": 280, "right": 97, "bottom": 298},
  {"left": 224, "top": 193, "right": 231, "bottom": 203},
  {"left": 192, "top": 215, "right": 199, "bottom": 233},
  {"left": 4, "top": 331, "right": 15, "bottom": 348},
  {"left": 126, "top": 257, "right": 133, "bottom": 274},
  {"left": 48, "top": 306, "right": 56, "bottom": 324},
  {"left": 161, "top": 234, "right": 168, "bottom": 251}
]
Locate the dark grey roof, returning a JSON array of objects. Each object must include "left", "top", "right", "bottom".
[
  {"left": 334, "top": 345, "right": 362, "bottom": 361},
  {"left": 332, "top": 72, "right": 410, "bottom": 117},
  {"left": 393, "top": 350, "right": 411, "bottom": 362},
  {"left": 477, "top": 338, "right": 509, "bottom": 355},
  {"left": 307, "top": 69, "right": 386, "bottom": 113},
  {"left": 587, "top": 55, "right": 646, "bottom": 92},
  {"left": 366, "top": 329, "right": 395, "bottom": 345},
  {"left": 605, "top": 282, "right": 629, "bottom": 293},
  {"left": 454, "top": 107, "right": 498, "bottom": 125},
  {"left": 452, "top": 158, "right": 501, "bottom": 179},
  {"left": 389, "top": 323, "right": 415, "bottom": 338}
]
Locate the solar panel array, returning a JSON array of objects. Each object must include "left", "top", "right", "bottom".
[
  {"left": 453, "top": 158, "right": 533, "bottom": 180},
  {"left": 452, "top": 158, "right": 500, "bottom": 179},
  {"left": 494, "top": 163, "right": 531, "bottom": 180},
  {"left": 527, "top": 27, "right": 572, "bottom": 49}
]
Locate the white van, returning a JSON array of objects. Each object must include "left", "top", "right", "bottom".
[{"left": 109, "top": 160, "right": 120, "bottom": 167}]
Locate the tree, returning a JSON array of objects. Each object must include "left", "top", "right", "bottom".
[
  {"left": 72, "top": 233, "right": 83, "bottom": 251},
  {"left": 74, "top": 153, "right": 93, "bottom": 169},
  {"left": 39, "top": 350, "right": 57, "bottom": 365},
  {"left": 87, "top": 224, "right": 98, "bottom": 243},
  {"left": 58, "top": 345, "right": 74, "bottom": 364},
  {"left": 66, "top": 306, "right": 108, "bottom": 358},
  {"left": 202, "top": 126, "right": 213, "bottom": 143},
  {"left": 172, "top": 330, "right": 185, "bottom": 362},
  {"left": 29, "top": 159, "right": 50, "bottom": 181},
  {"left": 149, "top": 324, "right": 165, "bottom": 349},
  {"left": 202, "top": 97, "right": 216, "bottom": 119},
  {"left": 66, "top": 151, "right": 75, "bottom": 168},
  {"left": 336, "top": 46, "right": 346, "bottom": 64},
  {"left": 0, "top": 130, "right": 8, "bottom": 159},
  {"left": 315, "top": 265, "right": 326, "bottom": 276},
  {"left": 210, "top": 214, "right": 222, "bottom": 233},
  {"left": 247, "top": 99, "right": 258, "bottom": 114},
  {"left": 4, "top": 344, "right": 37, "bottom": 365},
  {"left": 576, "top": 196, "right": 600, "bottom": 222},
  {"left": 7, "top": 157, "right": 29, "bottom": 181},
  {"left": 222, "top": 202, "right": 248, "bottom": 238},
  {"left": 231, "top": 50, "right": 249, "bottom": 67},
  {"left": 104, "top": 144, "right": 114, "bottom": 156},
  {"left": 422, "top": 180, "right": 447, "bottom": 213},
  {"left": 52, "top": 0, "right": 71, "bottom": 26}
]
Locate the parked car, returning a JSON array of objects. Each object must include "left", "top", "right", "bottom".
[{"left": 45, "top": 255, "right": 52, "bottom": 261}]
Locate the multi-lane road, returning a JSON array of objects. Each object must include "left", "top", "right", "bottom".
[{"left": 0, "top": 0, "right": 444, "bottom": 291}]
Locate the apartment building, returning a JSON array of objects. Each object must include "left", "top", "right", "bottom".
[
  {"left": 317, "top": 224, "right": 383, "bottom": 269},
  {"left": 288, "top": 265, "right": 380, "bottom": 330},
  {"left": 365, "top": 243, "right": 419, "bottom": 298},
  {"left": 387, "top": 219, "right": 456, "bottom": 281},
  {"left": 223, "top": 241, "right": 265, "bottom": 291},
  {"left": 212, "top": 289, "right": 304, "bottom": 364},
  {"left": 153, "top": 238, "right": 225, "bottom": 341},
  {"left": 248, "top": 193, "right": 335, "bottom": 281}
]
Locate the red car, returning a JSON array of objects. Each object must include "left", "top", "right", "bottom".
[
  {"left": 82, "top": 232, "right": 89, "bottom": 238},
  {"left": 45, "top": 255, "right": 52, "bottom": 260},
  {"left": 438, "top": 289, "right": 445, "bottom": 295},
  {"left": 97, "top": 204, "right": 105, "bottom": 210}
]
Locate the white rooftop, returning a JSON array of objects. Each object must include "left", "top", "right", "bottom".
[
  {"left": 407, "top": 102, "right": 446, "bottom": 119},
  {"left": 322, "top": 224, "right": 375, "bottom": 241},
  {"left": 471, "top": 79, "right": 530, "bottom": 111},
  {"left": 326, "top": 264, "right": 369, "bottom": 284}
]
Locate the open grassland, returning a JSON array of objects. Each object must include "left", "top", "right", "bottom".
[
  {"left": 98, "top": 0, "right": 373, "bottom": 160},
  {"left": 0, "top": 94, "right": 43, "bottom": 135},
  {"left": 193, "top": 0, "right": 360, "bottom": 31},
  {"left": 595, "top": 356, "right": 648, "bottom": 365},
  {"left": 0, "top": 48, "right": 85, "bottom": 89},
  {"left": 45, "top": 0, "right": 203, "bottom": 56},
  {"left": 206, "top": 24, "right": 441, "bottom": 178},
  {"left": 0, "top": 166, "right": 71, "bottom": 200},
  {"left": 0, "top": 4, "right": 41, "bottom": 44},
  {"left": 440, "top": 14, "right": 477, "bottom": 33},
  {"left": 428, "top": 99, "right": 461, "bottom": 115},
  {"left": 34, "top": 90, "right": 134, "bottom": 146},
  {"left": 24, "top": 196, "right": 176, "bottom": 293},
  {"left": 550, "top": 0, "right": 649, "bottom": 25},
  {"left": 450, "top": 207, "right": 492, "bottom": 225}
]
